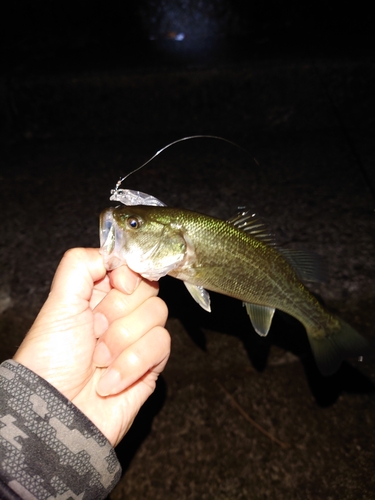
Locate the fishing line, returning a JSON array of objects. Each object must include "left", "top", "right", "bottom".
[{"left": 113, "top": 135, "right": 253, "bottom": 194}]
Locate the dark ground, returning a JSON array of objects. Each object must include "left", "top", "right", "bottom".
[{"left": 1, "top": 2, "right": 375, "bottom": 499}]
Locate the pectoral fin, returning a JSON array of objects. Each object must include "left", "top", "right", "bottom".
[
  {"left": 184, "top": 282, "right": 211, "bottom": 312},
  {"left": 244, "top": 303, "right": 275, "bottom": 336}
]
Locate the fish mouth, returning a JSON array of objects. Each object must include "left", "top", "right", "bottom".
[{"left": 99, "top": 207, "right": 126, "bottom": 270}]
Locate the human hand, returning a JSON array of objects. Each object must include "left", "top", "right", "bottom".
[{"left": 14, "top": 248, "right": 170, "bottom": 447}]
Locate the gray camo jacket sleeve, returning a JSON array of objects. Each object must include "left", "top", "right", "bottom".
[{"left": 0, "top": 359, "right": 122, "bottom": 500}]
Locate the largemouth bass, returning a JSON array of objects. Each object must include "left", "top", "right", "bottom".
[{"left": 99, "top": 204, "right": 368, "bottom": 376}]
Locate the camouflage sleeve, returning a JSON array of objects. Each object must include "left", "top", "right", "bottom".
[{"left": 0, "top": 359, "right": 121, "bottom": 499}]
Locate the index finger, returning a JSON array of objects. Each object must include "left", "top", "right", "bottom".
[{"left": 94, "top": 278, "right": 159, "bottom": 328}]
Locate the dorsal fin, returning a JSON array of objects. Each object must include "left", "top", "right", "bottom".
[
  {"left": 278, "top": 248, "right": 327, "bottom": 283},
  {"left": 227, "top": 211, "right": 275, "bottom": 245}
]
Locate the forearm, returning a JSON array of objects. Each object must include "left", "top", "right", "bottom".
[{"left": 0, "top": 360, "right": 121, "bottom": 500}]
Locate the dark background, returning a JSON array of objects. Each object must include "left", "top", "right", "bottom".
[
  {"left": 1, "top": 1, "right": 375, "bottom": 499},
  {"left": 2, "top": 1, "right": 374, "bottom": 76}
]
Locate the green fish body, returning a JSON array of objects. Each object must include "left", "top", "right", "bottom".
[{"left": 100, "top": 205, "right": 368, "bottom": 375}]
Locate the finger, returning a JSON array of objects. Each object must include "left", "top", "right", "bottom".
[
  {"left": 50, "top": 248, "right": 106, "bottom": 305},
  {"left": 96, "top": 326, "right": 171, "bottom": 397},
  {"left": 109, "top": 265, "right": 142, "bottom": 294},
  {"left": 93, "top": 296, "right": 168, "bottom": 366},
  {"left": 89, "top": 274, "right": 112, "bottom": 310},
  {"left": 93, "top": 280, "right": 159, "bottom": 337},
  {"left": 91, "top": 264, "right": 144, "bottom": 310}
]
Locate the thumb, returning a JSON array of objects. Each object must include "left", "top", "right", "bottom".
[{"left": 49, "top": 248, "right": 107, "bottom": 307}]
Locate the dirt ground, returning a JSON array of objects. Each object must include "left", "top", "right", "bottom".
[{"left": 1, "top": 38, "right": 375, "bottom": 499}]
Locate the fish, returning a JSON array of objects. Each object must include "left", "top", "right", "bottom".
[{"left": 99, "top": 204, "right": 368, "bottom": 376}]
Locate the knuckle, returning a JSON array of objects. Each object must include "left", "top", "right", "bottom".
[
  {"left": 111, "top": 289, "right": 132, "bottom": 312},
  {"left": 63, "top": 247, "right": 84, "bottom": 261},
  {"left": 160, "top": 327, "right": 171, "bottom": 351},
  {"left": 152, "top": 325, "right": 171, "bottom": 352},
  {"left": 150, "top": 296, "right": 169, "bottom": 323}
]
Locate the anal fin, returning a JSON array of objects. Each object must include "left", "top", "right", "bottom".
[{"left": 244, "top": 303, "right": 275, "bottom": 336}]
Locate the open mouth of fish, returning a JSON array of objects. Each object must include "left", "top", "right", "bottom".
[
  {"left": 99, "top": 205, "right": 184, "bottom": 280},
  {"left": 99, "top": 207, "right": 125, "bottom": 270}
]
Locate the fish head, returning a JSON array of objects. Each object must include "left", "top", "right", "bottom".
[{"left": 99, "top": 206, "right": 187, "bottom": 280}]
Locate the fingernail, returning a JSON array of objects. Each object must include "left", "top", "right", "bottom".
[
  {"left": 123, "top": 275, "right": 142, "bottom": 294},
  {"left": 94, "top": 312, "right": 109, "bottom": 338},
  {"left": 133, "top": 276, "right": 142, "bottom": 292},
  {"left": 93, "top": 341, "right": 112, "bottom": 367},
  {"left": 96, "top": 368, "right": 122, "bottom": 396}
]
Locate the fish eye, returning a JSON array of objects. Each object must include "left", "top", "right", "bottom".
[{"left": 127, "top": 216, "right": 141, "bottom": 229}]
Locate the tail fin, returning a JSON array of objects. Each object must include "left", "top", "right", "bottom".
[{"left": 307, "top": 318, "right": 369, "bottom": 376}]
